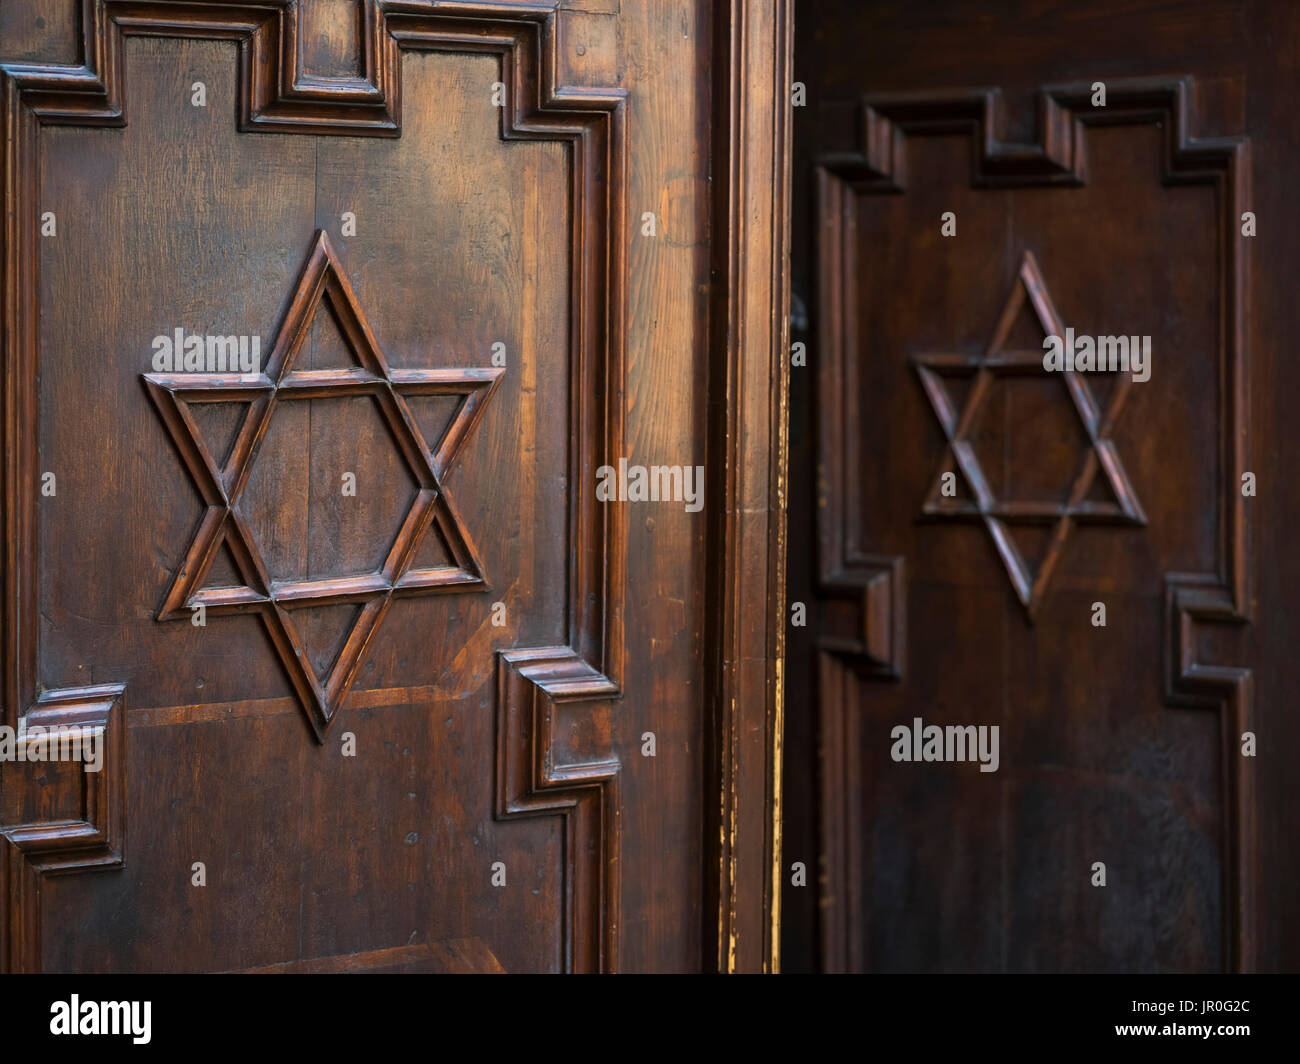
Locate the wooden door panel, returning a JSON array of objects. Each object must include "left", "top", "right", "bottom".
[
  {"left": 0, "top": 0, "right": 793, "bottom": 975},
  {"left": 786, "top": 0, "right": 1277, "bottom": 974},
  {"left": 11, "top": 6, "right": 618, "bottom": 973},
  {"left": 819, "top": 91, "right": 1245, "bottom": 972}
]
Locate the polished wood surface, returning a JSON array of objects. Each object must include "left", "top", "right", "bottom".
[{"left": 0, "top": 0, "right": 790, "bottom": 974}]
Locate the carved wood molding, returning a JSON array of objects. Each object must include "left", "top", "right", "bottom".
[
  {"left": 497, "top": 648, "right": 618, "bottom": 973},
  {"left": 911, "top": 251, "right": 1147, "bottom": 620},
  {"left": 0, "top": 685, "right": 126, "bottom": 973},
  {"left": 2, "top": 0, "right": 626, "bottom": 972},
  {"left": 814, "top": 77, "right": 1253, "bottom": 971},
  {"left": 1164, "top": 576, "right": 1254, "bottom": 970},
  {"left": 819, "top": 76, "right": 1245, "bottom": 190},
  {"left": 814, "top": 120, "right": 904, "bottom": 977},
  {"left": 1, "top": 0, "right": 623, "bottom": 136},
  {"left": 814, "top": 144, "right": 908, "bottom": 681},
  {"left": 817, "top": 555, "right": 904, "bottom": 679}
]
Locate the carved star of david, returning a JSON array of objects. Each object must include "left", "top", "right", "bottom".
[
  {"left": 912, "top": 250, "right": 1146, "bottom": 620},
  {"left": 145, "top": 230, "right": 503, "bottom": 740}
]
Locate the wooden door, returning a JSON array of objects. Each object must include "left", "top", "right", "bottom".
[
  {"left": 785, "top": 0, "right": 1298, "bottom": 973},
  {"left": 0, "top": 0, "right": 790, "bottom": 974}
]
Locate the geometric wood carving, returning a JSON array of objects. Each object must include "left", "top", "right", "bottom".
[
  {"left": 497, "top": 648, "right": 618, "bottom": 974},
  {"left": 2, "top": 2, "right": 627, "bottom": 973},
  {"left": 817, "top": 555, "right": 905, "bottom": 678},
  {"left": 0, "top": 684, "right": 126, "bottom": 973},
  {"left": 145, "top": 229, "right": 503, "bottom": 742},
  {"left": 912, "top": 250, "right": 1146, "bottom": 619},
  {"left": 1164, "top": 575, "right": 1254, "bottom": 971},
  {"left": 815, "top": 76, "right": 1253, "bottom": 971},
  {"left": 813, "top": 156, "right": 907, "bottom": 681}
]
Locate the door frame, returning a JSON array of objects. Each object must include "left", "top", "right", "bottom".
[{"left": 704, "top": 0, "right": 794, "bottom": 975}]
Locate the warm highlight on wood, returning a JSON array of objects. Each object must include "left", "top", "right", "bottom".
[{"left": 1, "top": 0, "right": 789, "bottom": 974}]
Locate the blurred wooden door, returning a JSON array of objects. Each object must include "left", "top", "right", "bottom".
[
  {"left": 785, "top": 0, "right": 1298, "bottom": 972},
  {"left": 0, "top": 0, "right": 789, "bottom": 973}
]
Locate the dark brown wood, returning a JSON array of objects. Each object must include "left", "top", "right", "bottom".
[
  {"left": 0, "top": 0, "right": 789, "bottom": 974},
  {"left": 703, "top": 0, "right": 792, "bottom": 975},
  {"left": 1, "top": 685, "right": 125, "bottom": 972},
  {"left": 785, "top": 0, "right": 1289, "bottom": 974}
]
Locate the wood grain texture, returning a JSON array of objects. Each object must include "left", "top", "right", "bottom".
[
  {"left": 0, "top": 0, "right": 626, "bottom": 972},
  {"left": 908, "top": 250, "right": 1147, "bottom": 617},
  {"left": 823, "top": 79, "right": 1250, "bottom": 972},
  {"left": 497, "top": 648, "right": 618, "bottom": 973},
  {"left": 788, "top": 0, "right": 1264, "bottom": 974},
  {"left": 0, "top": 684, "right": 125, "bottom": 972},
  {"left": 704, "top": 0, "right": 792, "bottom": 974},
  {"left": 145, "top": 228, "right": 504, "bottom": 740},
  {"left": 1, "top": 0, "right": 787, "bottom": 974}
]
